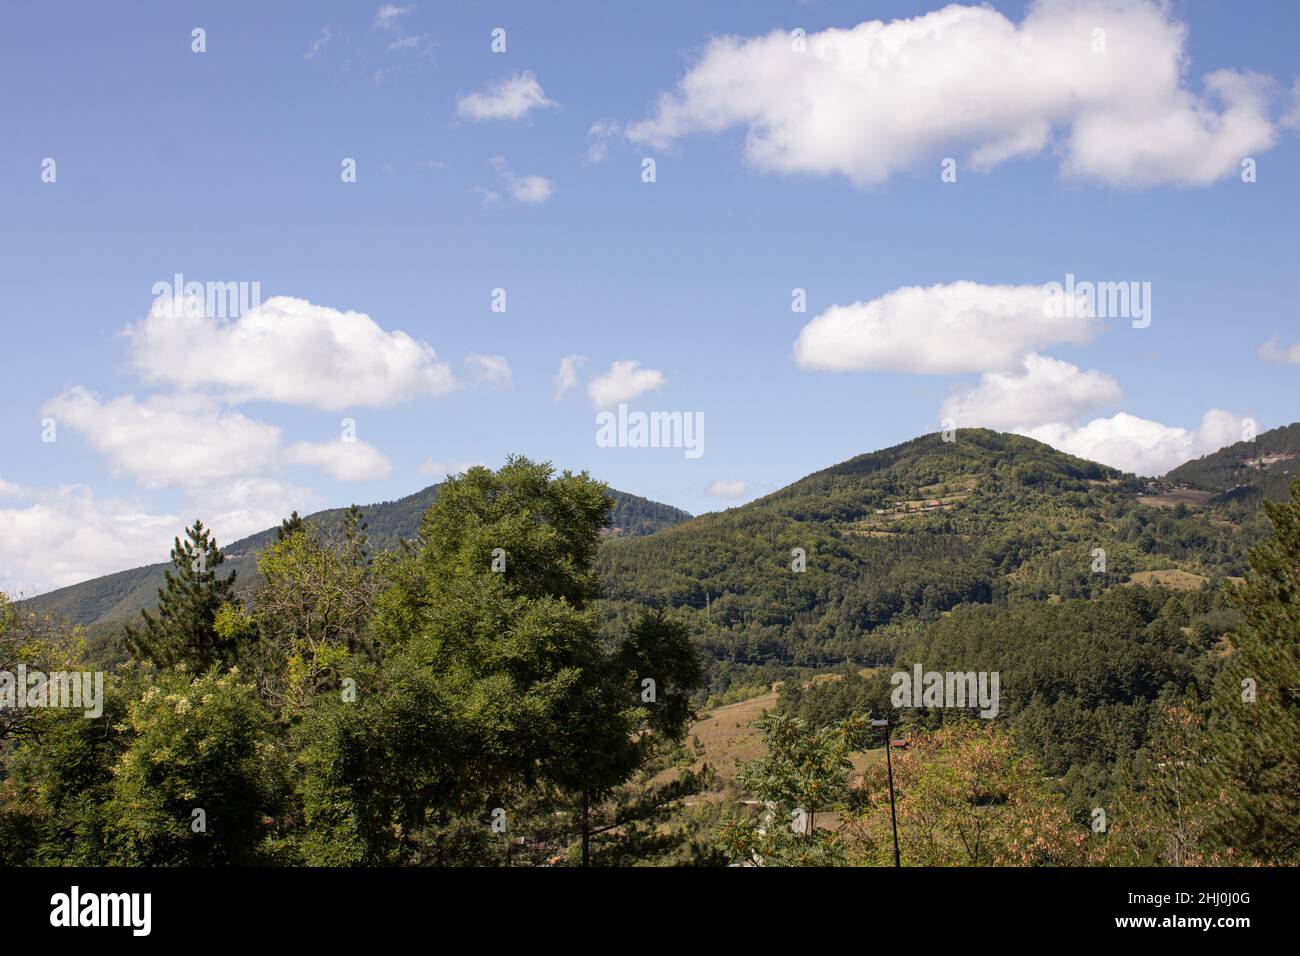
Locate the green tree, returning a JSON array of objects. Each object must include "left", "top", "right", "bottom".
[
  {"left": 0, "top": 594, "right": 85, "bottom": 742},
  {"left": 1205, "top": 478, "right": 1300, "bottom": 863},
  {"left": 1099, "top": 701, "right": 1225, "bottom": 866},
  {"left": 298, "top": 458, "right": 703, "bottom": 865},
  {"left": 228, "top": 508, "right": 380, "bottom": 709},
  {"left": 107, "top": 668, "right": 288, "bottom": 865},
  {"left": 845, "top": 723, "right": 1085, "bottom": 866},
  {"left": 1, "top": 667, "right": 287, "bottom": 866},
  {"left": 718, "top": 711, "right": 870, "bottom": 866},
  {"left": 277, "top": 510, "right": 305, "bottom": 541},
  {"left": 123, "top": 520, "right": 239, "bottom": 671}
]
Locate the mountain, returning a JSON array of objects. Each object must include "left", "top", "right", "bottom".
[
  {"left": 1163, "top": 421, "right": 1300, "bottom": 512},
  {"left": 23, "top": 484, "right": 691, "bottom": 642},
  {"left": 597, "top": 429, "right": 1256, "bottom": 691}
]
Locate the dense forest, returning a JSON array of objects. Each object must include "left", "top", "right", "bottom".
[
  {"left": 1165, "top": 422, "right": 1300, "bottom": 519},
  {"left": 599, "top": 429, "right": 1252, "bottom": 693}
]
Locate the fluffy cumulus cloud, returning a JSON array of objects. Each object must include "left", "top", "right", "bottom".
[
  {"left": 43, "top": 388, "right": 284, "bottom": 489},
  {"left": 792, "top": 277, "right": 1242, "bottom": 475},
  {"left": 0, "top": 478, "right": 315, "bottom": 596},
  {"left": 628, "top": 0, "right": 1281, "bottom": 188},
  {"left": 457, "top": 72, "right": 556, "bottom": 121},
  {"left": 794, "top": 281, "right": 1098, "bottom": 374},
  {"left": 4, "top": 385, "right": 396, "bottom": 592},
  {"left": 1021, "top": 409, "right": 1243, "bottom": 476},
  {"left": 42, "top": 388, "right": 392, "bottom": 489},
  {"left": 6, "top": 289, "right": 435, "bottom": 593},
  {"left": 941, "top": 353, "right": 1122, "bottom": 430},
  {"left": 287, "top": 440, "right": 393, "bottom": 482},
  {"left": 126, "top": 296, "right": 457, "bottom": 410},
  {"left": 0, "top": 485, "right": 182, "bottom": 595},
  {"left": 588, "top": 360, "right": 666, "bottom": 408},
  {"left": 705, "top": 479, "right": 750, "bottom": 500}
]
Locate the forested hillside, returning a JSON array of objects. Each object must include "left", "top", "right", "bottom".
[
  {"left": 598, "top": 429, "right": 1252, "bottom": 693},
  {"left": 1164, "top": 422, "right": 1300, "bottom": 515}
]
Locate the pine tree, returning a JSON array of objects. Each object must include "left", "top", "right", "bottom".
[
  {"left": 1206, "top": 478, "right": 1300, "bottom": 863},
  {"left": 276, "top": 511, "right": 305, "bottom": 541},
  {"left": 123, "top": 519, "right": 239, "bottom": 671},
  {"left": 340, "top": 504, "right": 369, "bottom": 568}
]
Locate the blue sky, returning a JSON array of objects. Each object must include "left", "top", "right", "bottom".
[{"left": 1, "top": 0, "right": 1298, "bottom": 594}]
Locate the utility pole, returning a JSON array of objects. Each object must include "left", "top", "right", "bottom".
[
  {"left": 581, "top": 790, "right": 590, "bottom": 867},
  {"left": 872, "top": 718, "right": 901, "bottom": 867}
]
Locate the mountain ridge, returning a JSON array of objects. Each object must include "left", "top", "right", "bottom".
[{"left": 21, "top": 482, "right": 691, "bottom": 637}]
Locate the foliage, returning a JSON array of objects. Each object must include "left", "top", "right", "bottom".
[
  {"left": 231, "top": 506, "right": 382, "bottom": 708},
  {"left": 1203, "top": 478, "right": 1300, "bottom": 863},
  {"left": 717, "top": 712, "right": 870, "bottom": 866},
  {"left": 844, "top": 723, "right": 1086, "bottom": 866},
  {"left": 122, "top": 520, "right": 240, "bottom": 671},
  {"left": 1, "top": 666, "right": 287, "bottom": 865}
]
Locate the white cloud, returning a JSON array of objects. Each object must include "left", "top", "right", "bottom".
[
  {"left": 1259, "top": 337, "right": 1300, "bottom": 364},
  {"left": 0, "top": 485, "right": 181, "bottom": 595},
  {"left": 374, "top": 4, "right": 412, "bottom": 29},
  {"left": 126, "top": 295, "right": 457, "bottom": 410},
  {"left": 705, "top": 479, "right": 750, "bottom": 499},
  {"left": 43, "top": 388, "right": 283, "bottom": 489},
  {"left": 941, "top": 353, "right": 1122, "bottom": 430},
  {"left": 1021, "top": 409, "right": 1242, "bottom": 476},
  {"left": 588, "top": 360, "right": 666, "bottom": 408},
  {"left": 199, "top": 479, "right": 314, "bottom": 543},
  {"left": 0, "top": 478, "right": 23, "bottom": 499},
  {"left": 628, "top": 0, "right": 1281, "bottom": 188},
  {"left": 488, "top": 156, "right": 555, "bottom": 204},
  {"left": 585, "top": 121, "right": 620, "bottom": 164},
  {"left": 287, "top": 440, "right": 393, "bottom": 481},
  {"left": 388, "top": 34, "right": 424, "bottom": 52},
  {"left": 794, "top": 281, "right": 1098, "bottom": 374},
  {"left": 44, "top": 388, "right": 390, "bottom": 488},
  {"left": 417, "top": 459, "right": 484, "bottom": 478},
  {"left": 458, "top": 72, "right": 556, "bottom": 121},
  {"left": 552, "top": 354, "right": 586, "bottom": 400},
  {"left": 508, "top": 175, "right": 554, "bottom": 204},
  {"left": 305, "top": 28, "right": 331, "bottom": 62},
  {"left": 0, "top": 479, "right": 314, "bottom": 596},
  {"left": 465, "top": 353, "right": 513, "bottom": 390}
]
